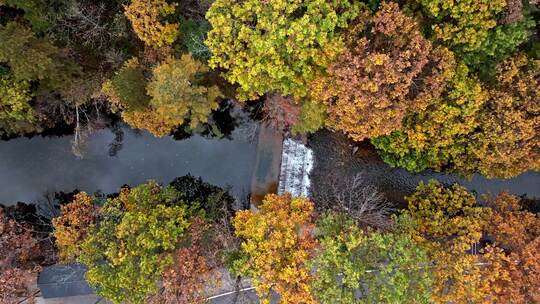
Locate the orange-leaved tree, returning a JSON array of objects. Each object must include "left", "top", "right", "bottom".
[
  {"left": 476, "top": 53, "right": 540, "bottom": 178},
  {"left": 312, "top": 2, "right": 447, "bottom": 141},
  {"left": 52, "top": 192, "right": 97, "bottom": 262},
  {"left": 482, "top": 193, "right": 540, "bottom": 303},
  {"left": 0, "top": 209, "right": 42, "bottom": 303},
  {"left": 232, "top": 193, "right": 318, "bottom": 304},
  {"left": 155, "top": 217, "right": 221, "bottom": 304}
]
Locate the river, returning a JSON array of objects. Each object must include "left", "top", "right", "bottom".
[
  {"left": 1, "top": 116, "right": 538, "bottom": 207},
  {"left": 309, "top": 130, "right": 540, "bottom": 205},
  {"left": 0, "top": 109, "right": 259, "bottom": 205}
]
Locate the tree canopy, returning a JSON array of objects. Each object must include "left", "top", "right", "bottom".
[
  {"left": 78, "top": 182, "right": 192, "bottom": 304},
  {"left": 205, "top": 0, "right": 360, "bottom": 100},
  {"left": 311, "top": 213, "right": 432, "bottom": 304},
  {"left": 232, "top": 193, "right": 318, "bottom": 304}
]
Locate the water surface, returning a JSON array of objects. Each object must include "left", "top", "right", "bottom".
[
  {"left": 310, "top": 130, "right": 540, "bottom": 204},
  {"left": 0, "top": 124, "right": 258, "bottom": 205}
]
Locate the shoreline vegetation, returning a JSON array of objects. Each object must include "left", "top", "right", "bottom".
[{"left": 1, "top": 0, "right": 539, "bottom": 303}]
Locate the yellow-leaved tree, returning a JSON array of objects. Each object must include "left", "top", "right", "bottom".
[
  {"left": 232, "top": 193, "right": 318, "bottom": 304},
  {"left": 124, "top": 0, "right": 179, "bottom": 47},
  {"left": 397, "top": 180, "right": 492, "bottom": 303},
  {"left": 104, "top": 54, "right": 222, "bottom": 137}
]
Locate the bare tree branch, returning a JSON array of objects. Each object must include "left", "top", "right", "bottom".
[{"left": 311, "top": 173, "right": 394, "bottom": 230}]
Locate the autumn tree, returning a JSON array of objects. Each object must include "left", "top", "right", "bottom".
[
  {"left": 124, "top": 0, "right": 179, "bottom": 47},
  {"left": 122, "top": 54, "right": 222, "bottom": 137},
  {"left": 475, "top": 53, "right": 540, "bottom": 178},
  {"left": 78, "top": 181, "right": 192, "bottom": 304},
  {"left": 415, "top": 0, "right": 506, "bottom": 55},
  {"left": 101, "top": 58, "right": 151, "bottom": 111},
  {"left": 157, "top": 217, "right": 221, "bottom": 304},
  {"left": 481, "top": 193, "right": 540, "bottom": 303},
  {"left": 311, "top": 213, "right": 432, "bottom": 304},
  {"left": 0, "top": 22, "right": 58, "bottom": 82},
  {"left": 0, "top": 73, "right": 33, "bottom": 135},
  {"left": 232, "top": 193, "right": 318, "bottom": 304},
  {"left": 205, "top": 0, "right": 360, "bottom": 101},
  {"left": 372, "top": 58, "right": 488, "bottom": 175},
  {"left": 0, "top": 21, "right": 80, "bottom": 92},
  {"left": 313, "top": 2, "right": 446, "bottom": 140},
  {"left": 262, "top": 94, "right": 301, "bottom": 133},
  {"left": 0, "top": 210, "right": 41, "bottom": 303},
  {"left": 397, "top": 180, "right": 492, "bottom": 303},
  {"left": 291, "top": 99, "right": 327, "bottom": 135},
  {"left": 147, "top": 54, "right": 221, "bottom": 129},
  {"left": 460, "top": 17, "right": 535, "bottom": 74},
  {"left": 52, "top": 192, "right": 97, "bottom": 262}
]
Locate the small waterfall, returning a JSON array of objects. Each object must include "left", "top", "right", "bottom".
[{"left": 278, "top": 138, "right": 314, "bottom": 197}]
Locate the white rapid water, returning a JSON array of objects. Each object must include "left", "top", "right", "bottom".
[{"left": 278, "top": 138, "right": 314, "bottom": 198}]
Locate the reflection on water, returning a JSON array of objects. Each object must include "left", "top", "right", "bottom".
[
  {"left": 310, "top": 130, "right": 540, "bottom": 206},
  {"left": 0, "top": 118, "right": 259, "bottom": 205}
]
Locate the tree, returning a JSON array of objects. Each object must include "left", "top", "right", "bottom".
[
  {"left": 205, "top": 0, "right": 360, "bottom": 100},
  {"left": 311, "top": 213, "right": 432, "bottom": 304},
  {"left": 180, "top": 18, "right": 212, "bottom": 61},
  {"left": 415, "top": 0, "right": 506, "bottom": 54},
  {"left": 475, "top": 53, "right": 540, "bottom": 178},
  {"left": 481, "top": 193, "right": 540, "bottom": 303},
  {"left": 0, "top": 22, "right": 79, "bottom": 91},
  {"left": 312, "top": 2, "right": 445, "bottom": 140},
  {"left": 311, "top": 173, "right": 393, "bottom": 230},
  {"left": 122, "top": 54, "right": 222, "bottom": 137},
  {"left": 0, "top": 73, "right": 33, "bottom": 135},
  {"left": 397, "top": 180, "right": 492, "bottom": 303},
  {"left": 124, "top": 0, "right": 179, "bottom": 47},
  {"left": 78, "top": 181, "right": 192, "bottom": 304},
  {"left": 460, "top": 17, "right": 535, "bottom": 74},
  {"left": 147, "top": 54, "right": 221, "bottom": 129},
  {"left": 157, "top": 217, "right": 221, "bottom": 304},
  {"left": 0, "top": 0, "right": 51, "bottom": 33},
  {"left": 52, "top": 192, "right": 97, "bottom": 262},
  {"left": 291, "top": 99, "right": 327, "bottom": 135},
  {"left": 0, "top": 209, "right": 41, "bottom": 303},
  {"left": 101, "top": 57, "right": 151, "bottom": 111},
  {"left": 372, "top": 58, "right": 488, "bottom": 175},
  {"left": 262, "top": 94, "right": 301, "bottom": 133},
  {"left": 0, "top": 22, "right": 58, "bottom": 82},
  {"left": 232, "top": 193, "right": 318, "bottom": 304}
]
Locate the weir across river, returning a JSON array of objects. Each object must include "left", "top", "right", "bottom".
[{"left": 249, "top": 124, "right": 314, "bottom": 206}]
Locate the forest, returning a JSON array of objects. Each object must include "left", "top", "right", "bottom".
[{"left": 0, "top": 0, "right": 539, "bottom": 303}]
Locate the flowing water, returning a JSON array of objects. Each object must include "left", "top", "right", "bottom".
[
  {"left": 0, "top": 107, "right": 259, "bottom": 205},
  {"left": 309, "top": 130, "right": 540, "bottom": 205}
]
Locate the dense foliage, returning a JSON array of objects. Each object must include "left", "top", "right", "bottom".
[
  {"left": 205, "top": 0, "right": 360, "bottom": 100},
  {"left": 78, "top": 182, "right": 192, "bottom": 303},
  {"left": 311, "top": 213, "right": 432, "bottom": 304},
  {"left": 397, "top": 180, "right": 492, "bottom": 303},
  {"left": 312, "top": 2, "right": 441, "bottom": 140},
  {"left": 47, "top": 177, "right": 234, "bottom": 304},
  {"left": 482, "top": 193, "right": 540, "bottom": 303},
  {"left": 52, "top": 192, "right": 97, "bottom": 262},
  {"left": 232, "top": 193, "right": 318, "bottom": 304},
  {"left": 1, "top": 0, "right": 539, "bottom": 301},
  {"left": 0, "top": 210, "right": 41, "bottom": 302},
  {"left": 0, "top": 0, "right": 538, "bottom": 178},
  {"left": 124, "top": 0, "right": 179, "bottom": 47}
]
